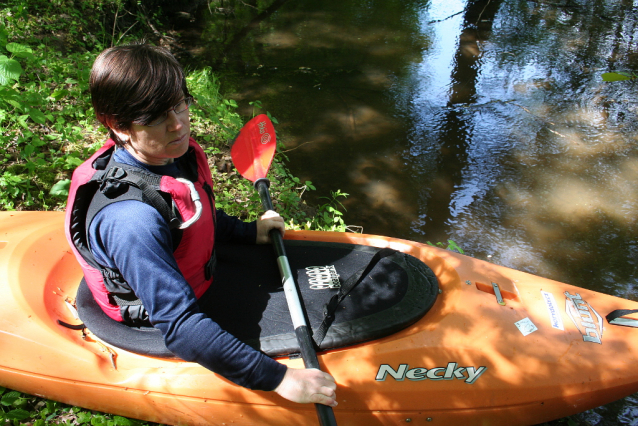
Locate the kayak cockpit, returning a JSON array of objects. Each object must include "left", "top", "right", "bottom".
[{"left": 77, "top": 240, "right": 440, "bottom": 358}]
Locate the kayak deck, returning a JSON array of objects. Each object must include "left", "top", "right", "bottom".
[
  {"left": 1, "top": 211, "right": 638, "bottom": 426},
  {"left": 75, "top": 239, "right": 440, "bottom": 358}
]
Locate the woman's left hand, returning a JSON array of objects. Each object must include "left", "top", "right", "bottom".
[{"left": 256, "top": 210, "right": 285, "bottom": 244}]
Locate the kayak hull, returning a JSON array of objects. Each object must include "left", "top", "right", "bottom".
[
  {"left": 1, "top": 211, "right": 638, "bottom": 426},
  {"left": 5, "top": 365, "right": 635, "bottom": 426}
]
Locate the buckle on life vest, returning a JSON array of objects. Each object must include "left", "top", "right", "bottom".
[
  {"left": 99, "top": 167, "right": 128, "bottom": 195},
  {"left": 104, "top": 166, "right": 127, "bottom": 180},
  {"left": 175, "top": 178, "right": 203, "bottom": 229}
]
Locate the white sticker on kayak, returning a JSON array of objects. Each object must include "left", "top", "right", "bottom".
[
  {"left": 375, "top": 363, "right": 487, "bottom": 384},
  {"left": 515, "top": 317, "right": 538, "bottom": 336},
  {"left": 542, "top": 291, "right": 564, "bottom": 330},
  {"left": 306, "top": 265, "right": 341, "bottom": 290}
]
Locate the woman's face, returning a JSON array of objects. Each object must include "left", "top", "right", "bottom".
[{"left": 113, "top": 100, "right": 191, "bottom": 166}]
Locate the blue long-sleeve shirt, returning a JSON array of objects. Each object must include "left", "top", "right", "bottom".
[{"left": 87, "top": 148, "right": 287, "bottom": 391}]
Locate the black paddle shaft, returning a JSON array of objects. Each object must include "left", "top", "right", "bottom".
[{"left": 255, "top": 178, "right": 338, "bottom": 426}]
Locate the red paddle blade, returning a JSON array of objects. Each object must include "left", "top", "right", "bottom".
[{"left": 230, "top": 114, "right": 277, "bottom": 182}]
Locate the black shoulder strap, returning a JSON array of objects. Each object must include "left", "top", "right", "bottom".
[
  {"left": 91, "top": 162, "right": 180, "bottom": 229},
  {"left": 606, "top": 309, "right": 638, "bottom": 327},
  {"left": 312, "top": 247, "right": 398, "bottom": 346}
]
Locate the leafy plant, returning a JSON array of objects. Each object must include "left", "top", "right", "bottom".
[
  {"left": 248, "top": 99, "right": 279, "bottom": 124},
  {"left": 1, "top": 387, "right": 30, "bottom": 422},
  {"left": 248, "top": 99, "right": 263, "bottom": 117},
  {"left": 0, "top": 1, "right": 108, "bottom": 210},
  {"left": 0, "top": 44, "right": 25, "bottom": 86},
  {"left": 187, "top": 67, "right": 243, "bottom": 147},
  {"left": 302, "top": 189, "right": 348, "bottom": 232},
  {"left": 426, "top": 239, "right": 464, "bottom": 254},
  {"left": 0, "top": 385, "right": 161, "bottom": 425}
]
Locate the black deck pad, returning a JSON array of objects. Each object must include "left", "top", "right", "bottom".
[{"left": 77, "top": 240, "right": 439, "bottom": 358}]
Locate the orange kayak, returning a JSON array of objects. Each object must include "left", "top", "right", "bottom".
[{"left": 1, "top": 211, "right": 638, "bottom": 426}]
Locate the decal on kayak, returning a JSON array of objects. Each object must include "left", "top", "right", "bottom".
[
  {"left": 565, "top": 292, "right": 604, "bottom": 344},
  {"left": 542, "top": 291, "right": 564, "bottom": 330},
  {"left": 375, "top": 363, "right": 487, "bottom": 384},
  {"left": 306, "top": 265, "right": 341, "bottom": 290},
  {"left": 515, "top": 317, "right": 538, "bottom": 336}
]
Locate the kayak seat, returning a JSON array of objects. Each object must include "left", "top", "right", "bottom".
[
  {"left": 76, "top": 279, "right": 172, "bottom": 357},
  {"left": 76, "top": 240, "right": 439, "bottom": 358}
]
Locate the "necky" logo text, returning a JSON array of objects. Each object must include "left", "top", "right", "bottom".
[{"left": 375, "top": 363, "right": 487, "bottom": 384}]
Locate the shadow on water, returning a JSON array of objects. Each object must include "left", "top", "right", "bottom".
[{"left": 172, "top": 0, "right": 638, "bottom": 424}]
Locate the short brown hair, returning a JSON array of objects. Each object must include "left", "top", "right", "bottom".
[{"left": 89, "top": 43, "right": 190, "bottom": 145}]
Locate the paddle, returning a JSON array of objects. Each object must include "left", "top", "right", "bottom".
[{"left": 230, "top": 114, "right": 338, "bottom": 426}]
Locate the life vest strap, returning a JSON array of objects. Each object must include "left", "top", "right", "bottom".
[{"left": 93, "top": 165, "right": 180, "bottom": 229}]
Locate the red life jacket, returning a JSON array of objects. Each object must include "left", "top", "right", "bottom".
[{"left": 65, "top": 138, "right": 216, "bottom": 324}]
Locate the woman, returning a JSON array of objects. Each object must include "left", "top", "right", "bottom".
[{"left": 65, "top": 43, "right": 337, "bottom": 407}]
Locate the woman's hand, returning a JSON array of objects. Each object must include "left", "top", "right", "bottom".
[
  {"left": 274, "top": 367, "right": 338, "bottom": 407},
  {"left": 256, "top": 210, "right": 285, "bottom": 244}
]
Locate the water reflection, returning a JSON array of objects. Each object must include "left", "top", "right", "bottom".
[{"left": 184, "top": 0, "right": 638, "bottom": 423}]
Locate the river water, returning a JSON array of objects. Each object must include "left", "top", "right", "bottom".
[{"left": 182, "top": 0, "right": 638, "bottom": 424}]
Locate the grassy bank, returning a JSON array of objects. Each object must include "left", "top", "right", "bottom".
[
  {"left": 0, "top": 0, "right": 347, "bottom": 229},
  {"left": 0, "top": 0, "right": 347, "bottom": 424}
]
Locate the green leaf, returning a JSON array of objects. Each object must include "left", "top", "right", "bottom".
[
  {"left": 50, "top": 179, "right": 71, "bottom": 197},
  {"left": 602, "top": 72, "right": 634, "bottom": 82},
  {"left": 27, "top": 108, "right": 47, "bottom": 124},
  {"left": 112, "top": 415, "right": 136, "bottom": 425},
  {"left": 5, "top": 43, "right": 34, "bottom": 60},
  {"left": 51, "top": 89, "right": 68, "bottom": 101},
  {"left": 45, "top": 399, "right": 58, "bottom": 413},
  {"left": 91, "top": 414, "right": 108, "bottom": 425},
  {"left": 22, "top": 144, "right": 35, "bottom": 158},
  {"left": 266, "top": 111, "right": 279, "bottom": 124},
  {"left": 446, "top": 240, "right": 464, "bottom": 254},
  {"left": 5, "top": 408, "right": 30, "bottom": 420},
  {"left": 0, "top": 55, "right": 23, "bottom": 85},
  {"left": 0, "top": 24, "right": 8, "bottom": 48},
  {"left": 76, "top": 410, "right": 93, "bottom": 424},
  {"left": 64, "top": 156, "right": 83, "bottom": 169},
  {"left": 6, "top": 99, "right": 22, "bottom": 110},
  {"left": 1, "top": 390, "right": 20, "bottom": 406}
]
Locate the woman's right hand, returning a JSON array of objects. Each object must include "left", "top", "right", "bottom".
[
  {"left": 256, "top": 210, "right": 285, "bottom": 244},
  {"left": 274, "top": 367, "right": 338, "bottom": 407}
]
